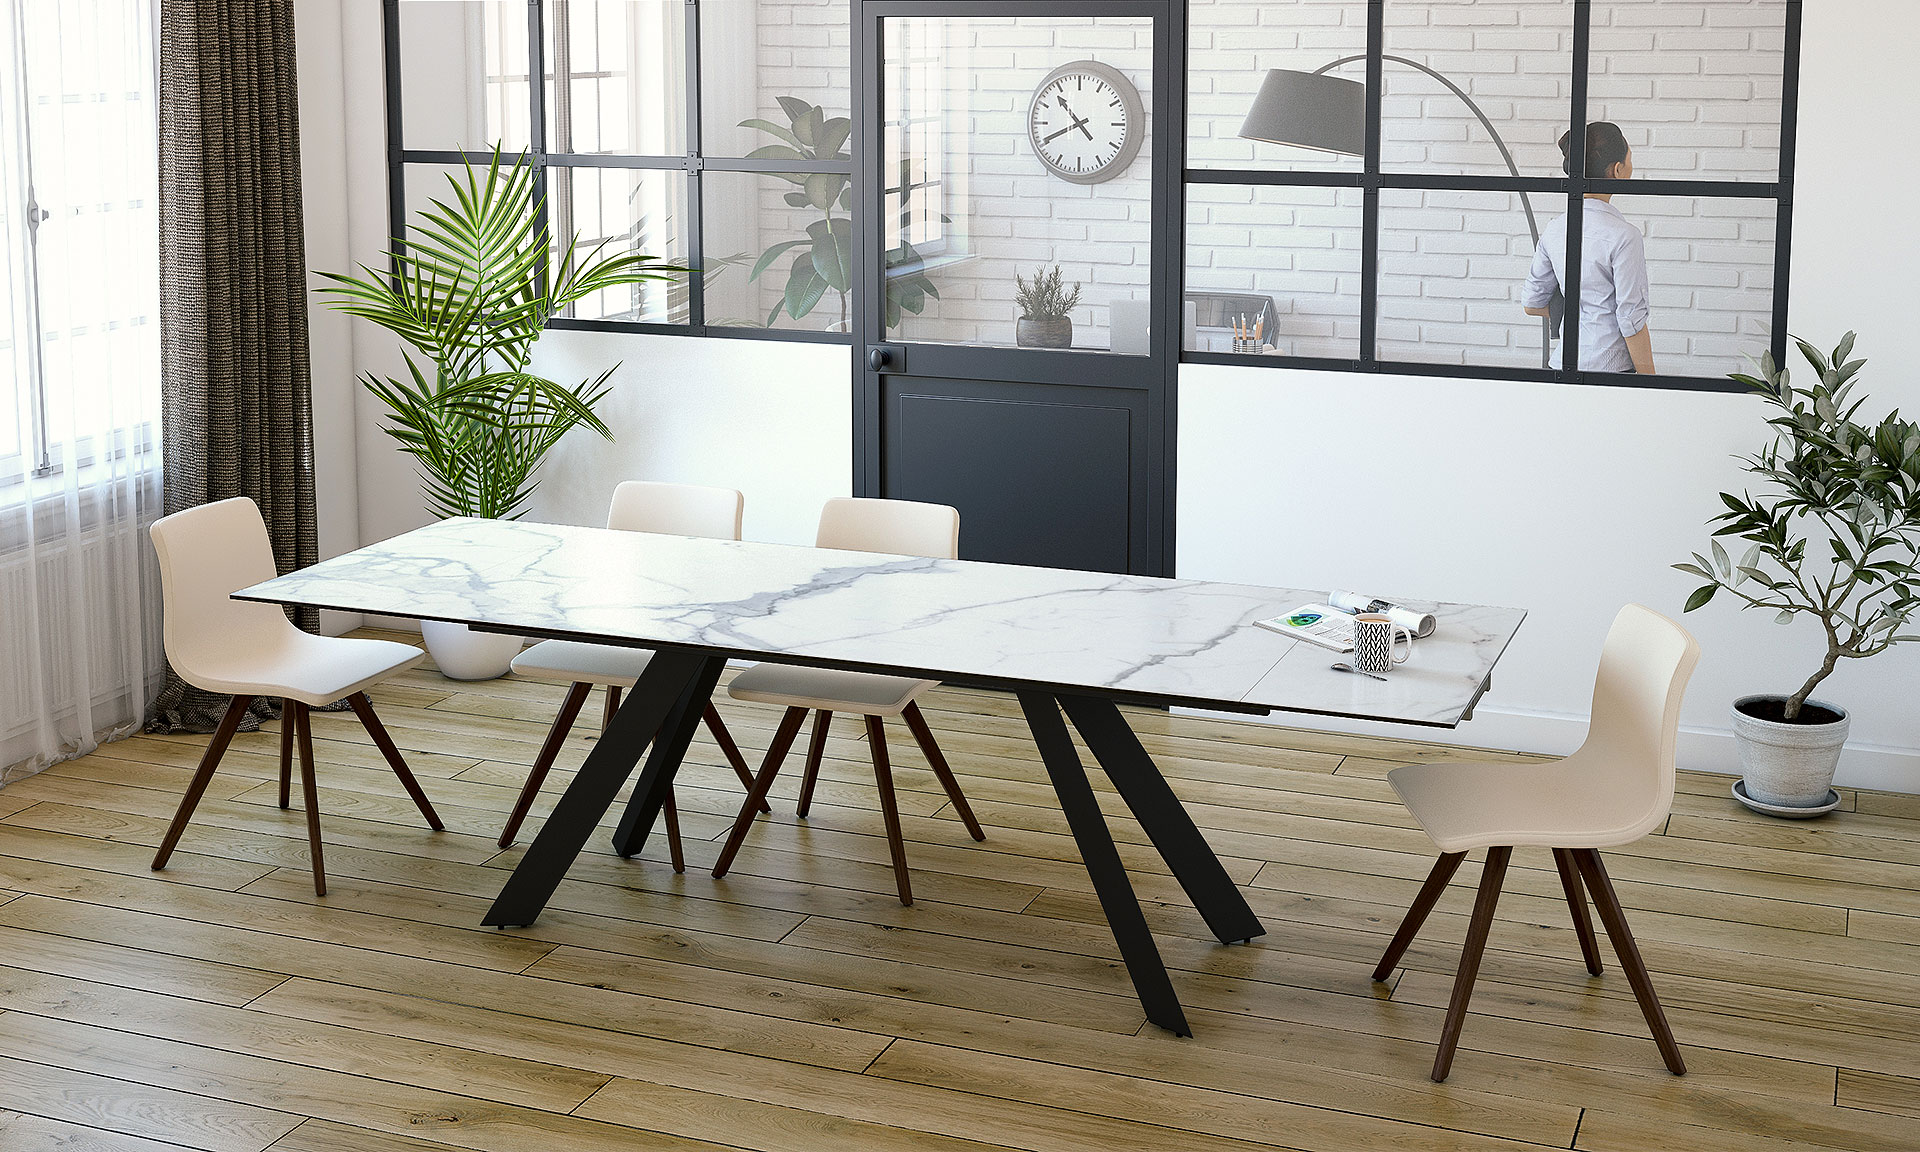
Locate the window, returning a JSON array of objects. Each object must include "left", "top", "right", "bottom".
[
  {"left": 1187, "top": 0, "right": 1799, "bottom": 388},
  {"left": 0, "top": 0, "right": 161, "bottom": 487},
  {"left": 386, "top": 0, "right": 1800, "bottom": 390}
]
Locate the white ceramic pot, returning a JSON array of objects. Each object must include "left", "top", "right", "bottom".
[
  {"left": 420, "top": 619, "right": 523, "bottom": 681},
  {"left": 1730, "top": 694, "right": 1849, "bottom": 810}
]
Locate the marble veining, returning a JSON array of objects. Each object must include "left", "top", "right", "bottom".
[{"left": 238, "top": 518, "right": 1525, "bottom": 727}]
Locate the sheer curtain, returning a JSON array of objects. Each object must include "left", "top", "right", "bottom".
[{"left": 0, "top": 0, "right": 165, "bottom": 782}]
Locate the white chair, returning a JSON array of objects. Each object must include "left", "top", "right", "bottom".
[
  {"left": 150, "top": 497, "right": 442, "bottom": 896},
  {"left": 500, "top": 481, "right": 764, "bottom": 859},
  {"left": 710, "top": 497, "right": 985, "bottom": 905},
  {"left": 1372, "top": 604, "right": 1700, "bottom": 1082}
]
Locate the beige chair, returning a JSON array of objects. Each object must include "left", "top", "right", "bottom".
[
  {"left": 1373, "top": 604, "right": 1700, "bottom": 1082},
  {"left": 710, "top": 497, "right": 985, "bottom": 904},
  {"left": 149, "top": 497, "right": 443, "bottom": 896},
  {"left": 501, "top": 481, "right": 765, "bottom": 860}
]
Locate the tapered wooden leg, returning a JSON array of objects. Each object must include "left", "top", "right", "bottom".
[
  {"left": 703, "top": 706, "right": 770, "bottom": 812},
  {"left": 347, "top": 692, "right": 442, "bottom": 831},
  {"left": 901, "top": 702, "right": 984, "bottom": 842},
  {"left": 867, "top": 716, "right": 913, "bottom": 905},
  {"left": 277, "top": 699, "right": 294, "bottom": 809},
  {"left": 1553, "top": 847, "right": 1604, "bottom": 976},
  {"left": 153, "top": 695, "right": 254, "bottom": 871},
  {"left": 662, "top": 791, "right": 685, "bottom": 873},
  {"left": 711, "top": 706, "right": 808, "bottom": 879},
  {"left": 604, "top": 685, "right": 622, "bottom": 729},
  {"left": 294, "top": 702, "right": 327, "bottom": 897},
  {"left": 796, "top": 710, "right": 832, "bottom": 818},
  {"left": 498, "top": 681, "right": 593, "bottom": 849},
  {"left": 1372, "top": 852, "right": 1468, "bottom": 981},
  {"left": 1573, "top": 849, "right": 1686, "bottom": 1075},
  {"left": 1432, "top": 846, "right": 1511, "bottom": 1082}
]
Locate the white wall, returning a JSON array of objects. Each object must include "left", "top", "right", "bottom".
[{"left": 300, "top": 0, "right": 1920, "bottom": 792}]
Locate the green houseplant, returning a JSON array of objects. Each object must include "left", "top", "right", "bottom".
[
  {"left": 743, "top": 97, "right": 942, "bottom": 330},
  {"left": 319, "top": 149, "right": 685, "bottom": 677},
  {"left": 1674, "top": 332, "right": 1920, "bottom": 812},
  {"left": 1013, "top": 265, "right": 1081, "bottom": 349}
]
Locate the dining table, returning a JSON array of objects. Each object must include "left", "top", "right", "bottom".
[{"left": 237, "top": 516, "right": 1526, "bottom": 1035}]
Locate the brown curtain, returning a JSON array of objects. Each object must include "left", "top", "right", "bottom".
[{"left": 147, "top": 0, "right": 318, "bottom": 733}]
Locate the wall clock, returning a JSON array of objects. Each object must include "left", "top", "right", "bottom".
[{"left": 1027, "top": 59, "right": 1145, "bottom": 185}]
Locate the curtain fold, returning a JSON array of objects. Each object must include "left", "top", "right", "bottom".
[
  {"left": 147, "top": 0, "right": 319, "bottom": 734},
  {"left": 0, "top": 0, "right": 166, "bottom": 784}
]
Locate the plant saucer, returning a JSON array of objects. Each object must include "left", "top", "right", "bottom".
[{"left": 1732, "top": 779, "right": 1841, "bottom": 819}]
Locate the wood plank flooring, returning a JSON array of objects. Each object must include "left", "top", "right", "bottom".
[{"left": 0, "top": 630, "right": 1915, "bottom": 1151}]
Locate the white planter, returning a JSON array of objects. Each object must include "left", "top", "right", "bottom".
[
  {"left": 420, "top": 619, "right": 523, "bottom": 681},
  {"left": 1730, "top": 694, "right": 1849, "bottom": 811}
]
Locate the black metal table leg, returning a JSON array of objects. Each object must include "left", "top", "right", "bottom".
[
  {"left": 611, "top": 655, "right": 727, "bottom": 858},
  {"left": 1058, "top": 694, "right": 1266, "bottom": 945},
  {"left": 483, "top": 648, "right": 709, "bottom": 927},
  {"left": 1019, "top": 690, "right": 1191, "bottom": 1037}
]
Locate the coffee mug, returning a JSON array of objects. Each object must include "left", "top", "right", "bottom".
[{"left": 1351, "top": 613, "right": 1414, "bottom": 674}]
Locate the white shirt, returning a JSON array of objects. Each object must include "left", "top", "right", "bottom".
[{"left": 1524, "top": 199, "right": 1651, "bottom": 373}]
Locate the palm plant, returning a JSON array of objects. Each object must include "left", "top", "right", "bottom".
[{"left": 318, "top": 150, "right": 685, "bottom": 519}]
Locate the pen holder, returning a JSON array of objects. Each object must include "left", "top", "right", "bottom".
[{"left": 1233, "top": 336, "right": 1261, "bottom": 354}]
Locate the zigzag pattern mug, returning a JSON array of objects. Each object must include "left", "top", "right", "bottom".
[{"left": 1352, "top": 612, "right": 1415, "bottom": 674}]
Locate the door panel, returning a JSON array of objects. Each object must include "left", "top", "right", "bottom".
[{"left": 884, "top": 379, "right": 1141, "bottom": 573}]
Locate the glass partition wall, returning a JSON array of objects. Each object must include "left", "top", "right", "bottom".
[{"left": 386, "top": 0, "right": 1799, "bottom": 389}]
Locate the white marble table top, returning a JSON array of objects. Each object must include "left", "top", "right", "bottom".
[{"left": 237, "top": 518, "right": 1525, "bottom": 728}]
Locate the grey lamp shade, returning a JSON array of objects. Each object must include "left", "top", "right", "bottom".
[{"left": 1238, "top": 69, "right": 1366, "bottom": 156}]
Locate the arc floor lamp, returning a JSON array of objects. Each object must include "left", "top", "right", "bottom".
[{"left": 1240, "top": 57, "right": 1556, "bottom": 368}]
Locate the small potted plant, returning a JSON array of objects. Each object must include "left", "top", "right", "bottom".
[
  {"left": 1675, "top": 333, "right": 1920, "bottom": 815},
  {"left": 319, "top": 150, "right": 685, "bottom": 679},
  {"left": 1014, "top": 265, "right": 1081, "bottom": 349}
]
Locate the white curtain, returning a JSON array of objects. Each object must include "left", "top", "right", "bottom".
[{"left": 0, "top": 0, "right": 164, "bottom": 783}]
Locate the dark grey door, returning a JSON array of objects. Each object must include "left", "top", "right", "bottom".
[{"left": 852, "top": 0, "right": 1180, "bottom": 576}]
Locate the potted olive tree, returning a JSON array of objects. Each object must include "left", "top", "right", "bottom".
[
  {"left": 1014, "top": 265, "right": 1081, "bottom": 349},
  {"left": 1676, "top": 333, "right": 1920, "bottom": 815},
  {"left": 320, "top": 150, "right": 685, "bottom": 679}
]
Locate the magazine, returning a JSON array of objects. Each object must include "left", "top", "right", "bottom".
[{"left": 1253, "top": 590, "right": 1439, "bottom": 653}]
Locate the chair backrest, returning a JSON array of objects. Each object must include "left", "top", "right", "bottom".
[
  {"left": 149, "top": 497, "right": 305, "bottom": 688},
  {"left": 816, "top": 497, "right": 959, "bottom": 560},
  {"left": 1579, "top": 604, "right": 1702, "bottom": 837},
  {"left": 606, "top": 481, "right": 744, "bottom": 540}
]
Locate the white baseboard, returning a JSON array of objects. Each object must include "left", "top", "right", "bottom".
[{"left": 1177, "top": 702, "right": 1920, "bottom": 795}]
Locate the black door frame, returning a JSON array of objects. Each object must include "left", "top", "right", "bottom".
[{"left": 850, "top": 0, "right": 1185, "bottom": 577}]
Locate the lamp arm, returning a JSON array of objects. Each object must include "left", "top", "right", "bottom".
[
  {"left": 1314, "top": 53, "right": 1551, "bottom": 366},
  {"left": 1312, "top": 54, "right": 1540, "bottom": 246}
]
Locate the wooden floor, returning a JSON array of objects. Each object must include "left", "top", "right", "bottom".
[{"left": 0, "top": 633, "right": 1917, "bottom": 1152}]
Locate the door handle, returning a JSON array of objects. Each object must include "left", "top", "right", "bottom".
[{"left": 867, "top": 347, "right": 891, "bottom": 371}]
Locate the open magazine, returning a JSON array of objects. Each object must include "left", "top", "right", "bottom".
[{"left": 1254, "top": 590, "right": 1440, "bottom": 653}]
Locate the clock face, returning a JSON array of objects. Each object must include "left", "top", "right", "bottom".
[{"left": 1027, "top": 61, "right": 1144, "bottom": 185}]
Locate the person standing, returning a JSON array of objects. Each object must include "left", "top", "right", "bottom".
[{"left": 1523, "top": 122, "right": 1655, "bottom": 374}]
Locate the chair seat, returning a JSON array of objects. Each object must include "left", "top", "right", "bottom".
[
  {"left": 1388, "top": 752, "right": 1665, "bottom": 855},
  {"left": 181, "top": 633, "right": 424, "bottom": 708},
  {"left": 511, "top": 639, "right": 654, "bottom": 687},
  {"left": 726, "top": 663, "right": 934, "bottom": 717}
]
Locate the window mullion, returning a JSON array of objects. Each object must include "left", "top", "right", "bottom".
[
  {"left": 687, "top": 0, "right": 706, "bottom": 330},
  {"left": 1562, "top": 0, "right": 1590, "bottom": 381},
  {"left": 1358, "top": 0, "right": 1382, "bottom": 371}
]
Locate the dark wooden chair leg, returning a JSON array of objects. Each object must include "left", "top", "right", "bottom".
[
  {"left": 1553, "top": 847, "right": 1604, "bottom": 976},
  {"left": 153, "top": 695, "right": 254, "bottom": 871},
  {"left": 293, "top": 702, "right": 328, "bottom": 897},
  {"left": 606, "top": 685, "right": 684, "bottom": 869},
  {"left": 711, "top": 706, "right": 808, "bottom": 879},
  {"left": 662, "top": 791, "right": 685, "bottom": 873},
  {"left": 703, "top": 705, "right": 770, "bottom": 813},
  {"left": 346, "top": 692, "right": 443, "bottom": 831},
  {"left": 901, "top": 701, "right": 984, "bottom": 842},
  {"left": 866, "top": 716, "right": 913, "bottom": 906},
  {"left": 1432, "top": 846, "right": 1512, "bottom": 1082},
  {"left": 1372, "top": 851, "right": 1468, "bottom": 981},
  {"left": 277, "top": 698, "right": 293, "bottom": 809},
  {"left": 1573, "top": 849, "right": 1686, "bottom": 1075},
  {"left": 498, "top": 681, "right": 593, "bottom": 849},
  {"left": 796, "top": 709, "right": 832, "bottom": 818}
]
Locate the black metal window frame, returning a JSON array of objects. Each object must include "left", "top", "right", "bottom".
[
  {"left": 1185, "top": 0, "right": 1801, "bottom": 393},
  {"left": 383, "top": 0, "right": 1801, "bottom": 390}
]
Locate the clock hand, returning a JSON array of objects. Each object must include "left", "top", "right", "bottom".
[
  {"left": 1052, "top": 93, "right": 1097, "bottom": 142},
  {"left": 1041, "top": 115, "right": 1095, "bottom": 145}
]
